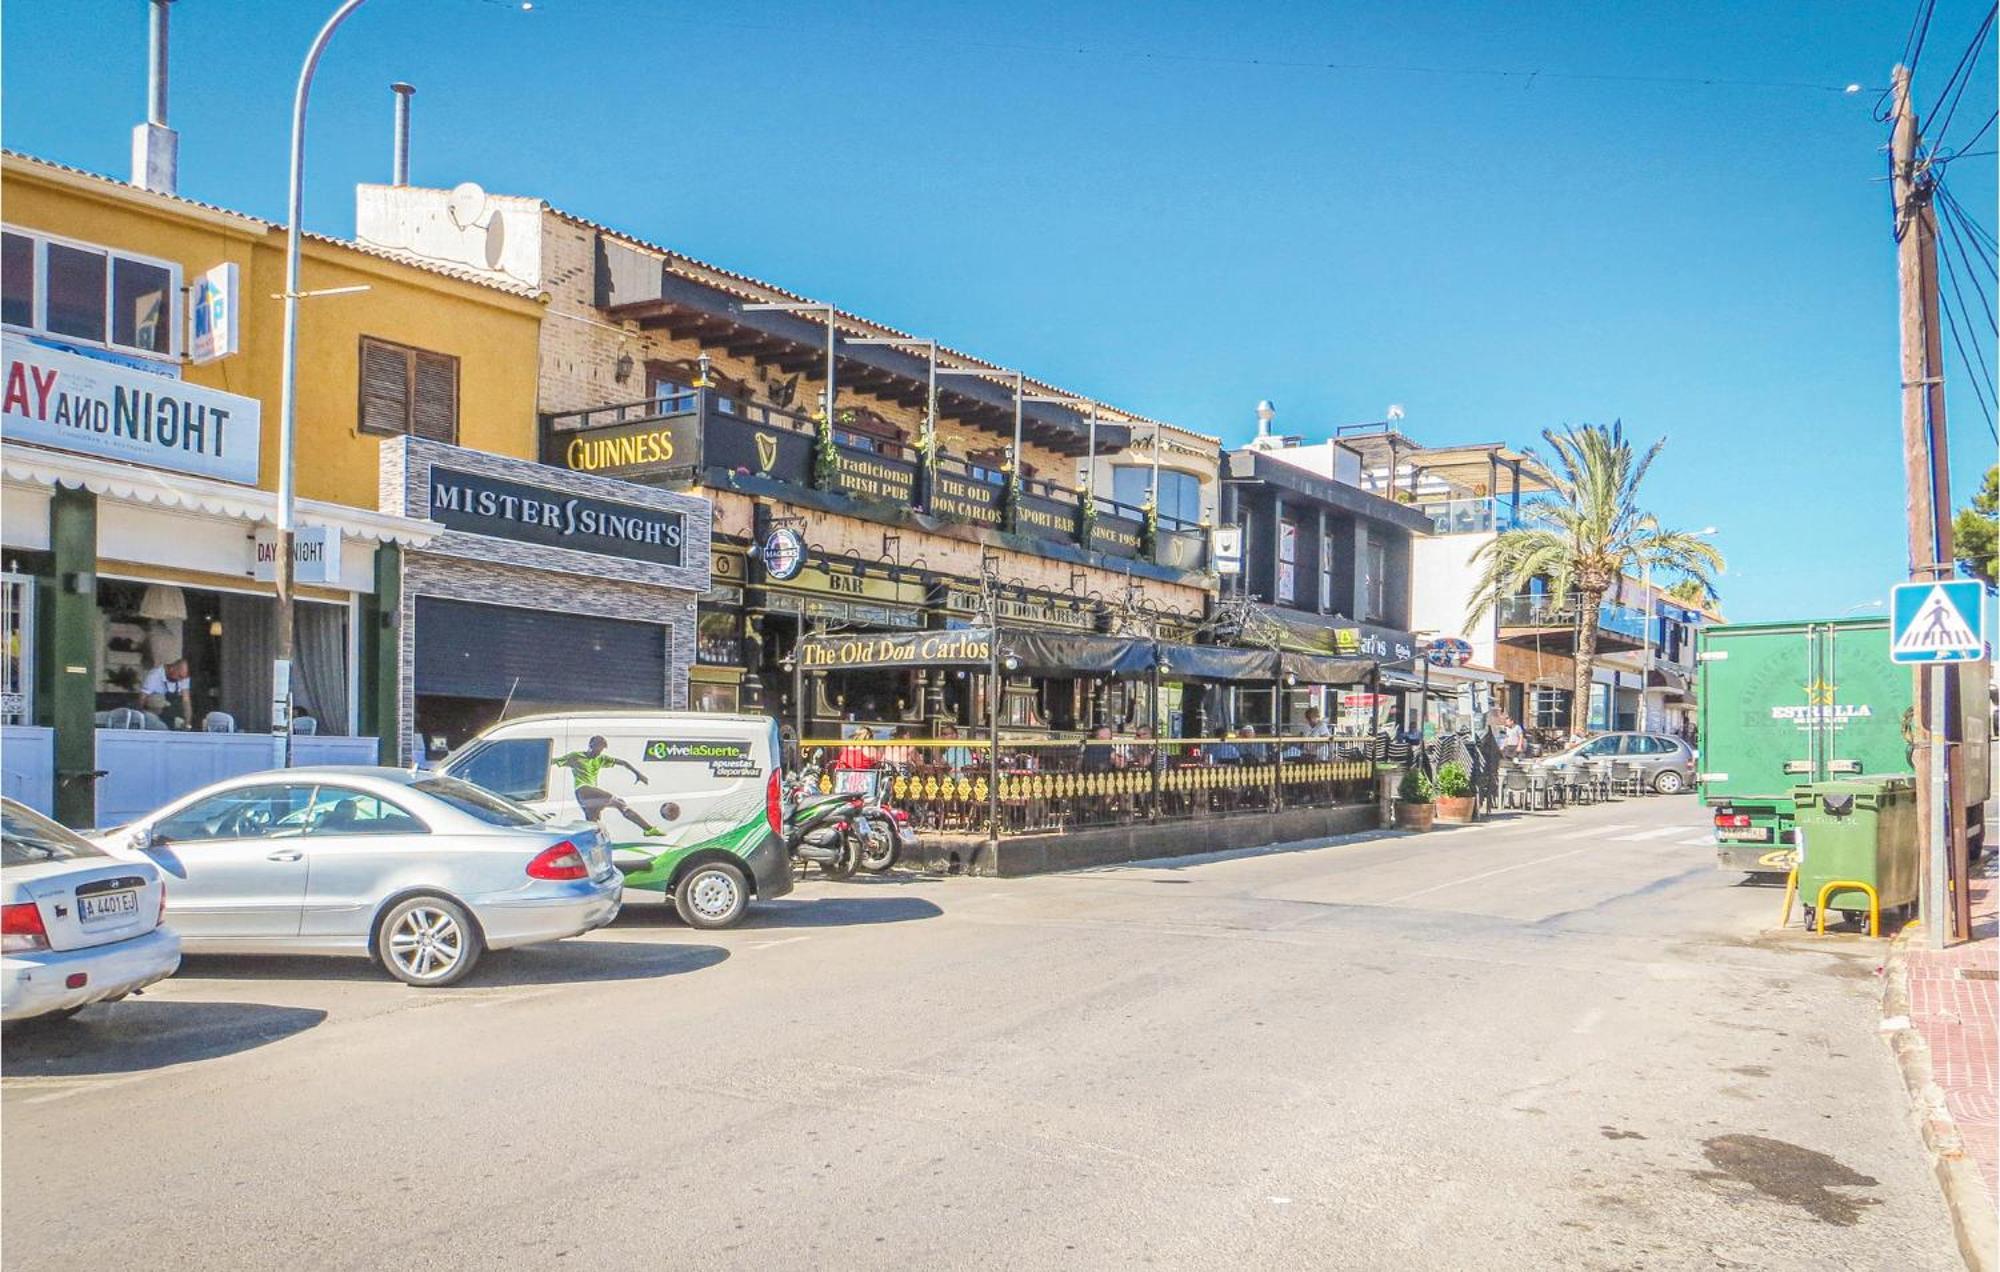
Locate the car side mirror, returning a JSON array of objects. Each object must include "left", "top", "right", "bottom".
[{"left": 133, "top": 827, "right": 160, "bottom": 851}]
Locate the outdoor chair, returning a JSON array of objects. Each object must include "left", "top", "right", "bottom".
[
  {"left": 1610, "top": 761, "right": 1644, "bottom": 797},
  {"left": 203, "top": 712, "right": 237, "bottom": 733}
]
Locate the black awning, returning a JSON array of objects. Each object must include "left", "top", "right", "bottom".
[
  {"left": 1001, "top": 630, "right": 1153, "bottom": 676},
  {"left": 1155, "top": 643, "right": 1280, "bottom": 682},
  {"left": 1281, "top": 652, "right": 1377, "bottom": 686}
]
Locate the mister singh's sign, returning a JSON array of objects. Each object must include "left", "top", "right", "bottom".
[
  {"left": 426, "top": 465, "right": 686, "bottom": 567},
  {"left": 1, "top": 335, "right": 262, "bottom": 484},
  {"left": 796, "top": 628, "right": 995, "bottom": 670}
]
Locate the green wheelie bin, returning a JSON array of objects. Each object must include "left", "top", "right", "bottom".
[{"left": 1792, "top": 775, "right": 1919, "bottom": 933}]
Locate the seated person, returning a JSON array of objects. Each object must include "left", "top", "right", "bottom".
[{"left": 1081, "top": 725, "right": 1126, "bottom": 773}]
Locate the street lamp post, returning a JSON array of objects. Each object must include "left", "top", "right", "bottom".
[
  {"left": 276, "top": 0, "right": 370, "bottom": 764},
  {"left": 937, "top": 367, "right": 1025, "bottom": 530},
  {"left": 845, "top": 336, "right": 938, "bottom": 508}
]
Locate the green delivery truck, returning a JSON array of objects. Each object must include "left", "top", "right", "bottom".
[{"left": 1695, "top": 616, "right": 1990, "bottom": 876}]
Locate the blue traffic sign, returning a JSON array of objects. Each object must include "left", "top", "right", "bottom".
[{"left": 1889, "top": 578, "right": 1986, "bottom": 664}]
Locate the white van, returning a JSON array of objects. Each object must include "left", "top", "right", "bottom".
[{"left": 439, "top": 712, "right": 790, "bottom": 929}]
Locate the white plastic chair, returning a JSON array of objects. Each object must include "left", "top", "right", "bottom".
[{"left": 203, "top": 712, "right": 237, "bottom": 733}]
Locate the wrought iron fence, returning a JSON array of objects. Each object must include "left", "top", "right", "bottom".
[{"left": 798, "top": 735, "right": 1376, "bottom": 835}]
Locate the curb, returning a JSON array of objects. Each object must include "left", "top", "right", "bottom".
[{"left": 1881, "top": 926, "right": 1999, "bottom": 1272}]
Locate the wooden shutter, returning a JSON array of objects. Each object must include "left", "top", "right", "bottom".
[
  {"left": 358, "top": 337, "right": 458, "bottom": 441},
  {"left": 411, "top": 350, "right": 458, "bottom": 442},
  {"left": 359, "top": 338, "right": 411, "bottom": 436}
]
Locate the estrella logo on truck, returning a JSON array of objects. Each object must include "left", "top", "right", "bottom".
[{"left": 1769, "top": 680, "right": 1871, "bottom": 729}]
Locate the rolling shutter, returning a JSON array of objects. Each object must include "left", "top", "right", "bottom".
[{"left": 415, "top": 598, "right": 667, "bottom": 708}]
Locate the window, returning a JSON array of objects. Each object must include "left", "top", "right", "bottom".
[
  {"left": 412, "top": 776, "right": 542, "bottom": 827},
  {"left": 153, "top": 784, "right": 320, "bottom": 844},
  {"left": 1532, "top": 689, "right": 1571, "bottom": 730},
  {"left": 2, "top": 233, "right": 34, "bottom": 328},
  {"left": 303, "top": 787, "right": 427, "bottom": 836},
  {"left": 1277, "top": 520, "right": 1298, "bottom": 604},
  {"left": 1110, "top": 467, "right": 1201, "bottom": 524},
  {"left": 697, "top": 608, "right": 742, "bottom": 665},
  {"left": 447, "top": 738, "right": 552, "bottom": 805},
  {"left": 1364, "top": 541, "right": 1389, "bottom": 622},
  {"left": 2, "top": 802, "right": 108, "bottom": 866},
  {"left": 359, "top": 337, "right": 459, "bottom": 442},
  {"left": 0, "top": 227, "right": 181, "bottom": 359}
]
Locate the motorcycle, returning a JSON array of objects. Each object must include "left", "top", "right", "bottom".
[
  {"left": 855, "top": 766, "right": 916, "bottom": 873},
  {"left": 785, "top": 752, "right": 865, "bottom": 879}
]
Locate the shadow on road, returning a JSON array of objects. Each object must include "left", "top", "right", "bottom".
[
  {"left": 612, "top": 893, "right": 944, "bottom": 930},
  {"left": 2, "top": 1000, "right": 326, "bottom": 1077},
  {"left": 167, "top": 940, "right": 730, "bottom": 987}
]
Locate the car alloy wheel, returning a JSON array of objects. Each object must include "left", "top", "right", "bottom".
[
  {"left": 1654, "top": 770, "right": 1687, "bottom": 794},
  {"left": 380, "top": 896, "right": 479, "bottom": 986}
]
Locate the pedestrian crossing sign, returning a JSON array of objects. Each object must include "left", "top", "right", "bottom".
[{"left": 1889, "top": 578, "right": 1986, "bottom": 664}]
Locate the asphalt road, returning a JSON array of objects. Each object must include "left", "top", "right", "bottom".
[{"left": 2, "top": 795, "right": 1962, "bottom": 1271}]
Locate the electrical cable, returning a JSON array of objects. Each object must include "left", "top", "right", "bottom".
[
  {"left": 1935, "top": 233, "right": 2000, "bottom": 441},
  {"left": 1937, "top": 180, "right": 1999, "bottom": 259},
  {"left": 1881, "top": 0, "right": 1943, "bottom": 118},
  {"left": 1924, "top": 3, "right": 1996, "bottom": 153},
  {"left": 1937, "top": 182, "right": 1999, "bottom": 276},
  {"left": 1937, "top": 199, "right": 1999, "bottom": 336}
]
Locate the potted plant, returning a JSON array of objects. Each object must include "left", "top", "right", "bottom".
[
  {"left": 1434, "top": 761, "right": 1476, "bottom": 824},
  {"left": 1396, "top": 767, "right": 1436, "bottom": 831}
]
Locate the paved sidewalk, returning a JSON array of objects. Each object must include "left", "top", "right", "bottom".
[{"left": 1889, "top": 850, "right": 1999, "bottom": 1269}]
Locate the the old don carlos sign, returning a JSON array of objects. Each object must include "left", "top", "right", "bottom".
[{"left": 796, "top": 628, "right": 994, "bottom": 670}]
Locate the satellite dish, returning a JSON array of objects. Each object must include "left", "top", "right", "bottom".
[{"left": 447, "top": 181, "right": 488, "bottom": 229}]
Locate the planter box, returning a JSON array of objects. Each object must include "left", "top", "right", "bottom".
[
  {"left": 1397, "top": 802, "right": 1435, "bottom": 831},
  {"left": 1435, "top": 795, "right": 1476, "bottom": 824}
]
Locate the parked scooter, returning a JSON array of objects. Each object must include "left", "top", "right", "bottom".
[
  {"left": 855, "top": 766, "right": 916, "bottom": 873},
  {"left": 786, "top": 752, "right": 865, "bottom": 879}
]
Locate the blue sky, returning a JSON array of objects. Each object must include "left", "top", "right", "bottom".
[{"left": 5, "top": 0, "right": 1995, "bottom": 622}]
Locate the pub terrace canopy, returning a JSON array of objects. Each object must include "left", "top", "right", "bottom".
[{"left": 793, "top": 629, "right": 1378, "bottom": 686}]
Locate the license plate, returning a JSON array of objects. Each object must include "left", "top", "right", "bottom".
[
  {"left": 1723, "top": 827, "right": 1772, "bottom": 843},
  {"left": 79, "top": 890, "right": 138, "bottom": 923}
]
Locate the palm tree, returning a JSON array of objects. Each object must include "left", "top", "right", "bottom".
[
  {"left": 1663, "top": 577, "right": 1718, "bottom": 615},
  {"left": 1466, "top": 422, "right": 1723, "bottom": 735}
]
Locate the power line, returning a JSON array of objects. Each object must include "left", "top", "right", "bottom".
[
  {"left": 1937, "top": 196, "right": 1999, "bottom": 333},
  {"left": 1881, "top": 0, "right": 1943, "bottom": 117},
  {"left": 1937, "top": 179, "right": 1998, "bottom": 259},
  {"left": 1937, "top": 243, "right": 1999, "bottom": 440},
  {"left": 1924, "top": 2, "right": 1997, "bottom": 152}
]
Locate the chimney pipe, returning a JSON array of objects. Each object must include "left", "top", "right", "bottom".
[
  {"left": 131, "top": 0, "right": 179, "bottom": 194},
  {"left": 391, "top": 83, "right": 415, "bottom": 186}
]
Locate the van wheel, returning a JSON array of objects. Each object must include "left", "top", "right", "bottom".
[{"left": 674, "top": 862, "right": 749, "bottom": 929}]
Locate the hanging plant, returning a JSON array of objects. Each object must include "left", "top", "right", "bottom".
[
  {"left": 1000, "top": 456, "right": 1021, "bottom": 530},
  {"left": 1140, "top": 491, "right": 1160, "bottom": 557},
  {"left": 1076, "top": 477, "right": 1098, "bottom": 545},
  {"left": 810, "top": 406, "right": 840, "bottom": 490},
  {"left": 916, "top": 415, "right": 940, "bottom": 510}
]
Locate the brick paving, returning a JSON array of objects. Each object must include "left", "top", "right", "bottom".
[{"left": 1905, "top": 851, "right": 1999, "bottom": 1205}]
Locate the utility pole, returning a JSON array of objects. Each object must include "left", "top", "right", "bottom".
[{"left": 1889, "top": 64, "right": 1968, "bottom": 948}]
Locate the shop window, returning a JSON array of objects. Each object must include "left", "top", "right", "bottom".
[
  {"left": 691, "top": 682, "right": 739, "bottom": 714},
  {"left": 0, "top": 227, "right": 179, "bottom": 359},
  {"left": 449, "top": 737, "right": 552, "bottom": 804},
  {"left": 1, "top": 572, "right": 31, "bottom": 727},
  {"left": 359, "top": 336, "right": 459, "bottom": 442},
  {"left": 94, "top": 580, "right": 350, "bottom": 735},
  {"left": 696, "top": 608, "right": 742, "bottom": 665},
  {"left": 1532, "top": 688, "right": 1571, "bottom": 730}
]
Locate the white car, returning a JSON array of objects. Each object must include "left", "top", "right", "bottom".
[
  {"left": 100, "top": 767, "right": 622, "bottom": 987},
  {"left": 3, "top": 798, "right": 181, "bottom": 1023}
]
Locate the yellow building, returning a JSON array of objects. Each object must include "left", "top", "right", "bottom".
[{"left": 0, "top": 150, "right": 546, "bottom": 823}]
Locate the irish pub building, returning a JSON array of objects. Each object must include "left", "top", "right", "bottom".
[{"left": 356, "top": 184, "right": 1219, "bottom": 743}]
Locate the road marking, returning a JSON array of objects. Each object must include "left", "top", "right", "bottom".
[
  {"left": 749, "top": 935, "right": 812, "bottom": 950},
  {"left": 1556, "top": 824, "right": 1633, "bottom": 840},
  {"left": 1612, "top": 827, "right": 1693, "bottom": 842},
  {"left": 1679, "top": 835, "right": 1715, "bottom": 846},
  {"left": 1379, "top": 844, "right": 1605, "bottom": 905}
]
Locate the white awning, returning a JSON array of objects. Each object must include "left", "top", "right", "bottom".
[{"left": 2, "top": 442, "right": 440, "bottom": 547}]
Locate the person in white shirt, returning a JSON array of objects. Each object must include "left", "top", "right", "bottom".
[{"left": 140, "top": 658, "right": 192, "bottom": 727}]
